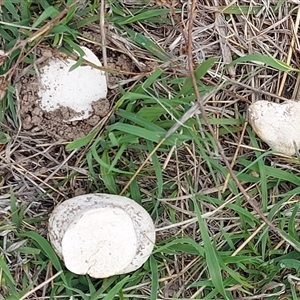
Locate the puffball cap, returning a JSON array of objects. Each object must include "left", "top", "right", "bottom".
[
  {"left": 38, "top": 46, "right": 107, "bottom": 121},
  {"left": 248, "top": 100, "right": 300, "bottom": 155},
  {"left": 48, "top": 193, "right": 155, "bottom": 278}
]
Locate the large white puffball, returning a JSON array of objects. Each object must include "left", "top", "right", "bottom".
[
  {"left": 38, "top": 46, "right": 107, "bottom": 121},
  {"left": 62, "top": 208, "right": 137, "bottom": 277},
  {"left": 48, "top": 194, "right": 156, "bottom": 278},
  {"left": 248, "top": 100, "right": 300, "bottom": 155}
]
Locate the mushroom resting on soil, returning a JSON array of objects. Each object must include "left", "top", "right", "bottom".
[
  {"left": 38, "top": 46, "right": 107, "bottom": 121},
  {"left": 48, "top": 194, "right": 155, "bottom": 278},
  {"left": 248, "top": 100, "right": 300, "bottom": 156}
]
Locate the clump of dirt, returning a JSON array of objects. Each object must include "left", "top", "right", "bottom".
[
  {"left": 107, "top": 53, "right": 136, "bottom": 85},
  {"left": 80, "top": 29, "right": 140, "bottom": 85},
  {"left": 17, "top": 73, "right": 110, "bottom": 141}
]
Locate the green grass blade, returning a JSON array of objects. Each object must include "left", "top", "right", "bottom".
[
  {"left": 238, "top": 157, "right": 300, "bottom": 186},
  {"left": 119, "top": 9, "right": 172, "bottom": 25},
  {"left": 129, "top": 177, "right": 141, "bottom": 204},
  {"left": 91, "top": 144, "right": 133, "bottom": 175},
  {"left": 108, "top": 123, "right": 164, "bottom": 143},
  {"left": 288, "top": 202, "right": 299, "bottom": 240},
  {"left": 154, "top": 237, "right": 205, "bottom": 256},
  {"left": 178, "top": 57, "right": 218, "bottom": 96},
  {"left": 138, "top": 68, "right": 163, "bottom": 90},
  {"left": 102, "top": 276, "right": 130, "bottom": 300},
  {"left": 219, "top": 5, "right": 275, "bottom": 15},
  {"left": 72, "top": 14, "right": 100, "bottom": 28},
  {"left": 38, "top": 0, "right": 51, "bottom": 10},
  {"left": 32, "top": 6, "right": 59, "bottom": 28},
  {"left": 230, "top": 53, "right": 300, "bottom": 72},
  {"left": 247, "top": 129, "right": 268, "bottom": 212},
  {"left": 149, "top": 255, "right": 158, "bottom": 300},
  {"left": 0, "top": 255, "right": 16, "bottom": 292},
  {"left": 116, "top": 92, "right": 154, "bottom": 108},
  {"left": 19, "top": 231, "right": 62, "bottom": 271},
  {"left": 108, "top": 143, "right": 127, "bottom": 173},
  {"left": 124, "top": 28, "right": 171, "bottom": 62},
  {"left": 100, "top": 150, "right": 119, "bottom": 194},
  {"left": 117, "top": 109, "right": 166, "bottom": 133},
  {"left": 146, "top": 140, "right": 163, "bottom": 198},
  {"left": 277, "top": 229, "right": 300, "bottom": 252},
  {"left": 10, "top": 188, "right": 20, "bottom": 230},
  {"left": 3, "top": 0, "right": 20, "bottom": 21},
  {"left": 193, "top": 198, "right": 228, "bottom": 299},
  {"left": 66, "top": 130, "right": 98, "bottom": 151}
]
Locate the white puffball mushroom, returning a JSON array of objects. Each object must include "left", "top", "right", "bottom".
[
  {"left": 48, "top": 194, "right": 156, "bottom": 278},
  {"left": 248, "top": 100, "right": 300, "bottom": 155},
  {"left": 38, "top": 46, "right": 107, "bottom": 121},
  {"left": 62, "top": 208, "right": 137, "bottom": 278}
]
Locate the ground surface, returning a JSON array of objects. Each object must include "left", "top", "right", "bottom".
[{"left": 1, "top": 0, "right": 300, "bottom": 299}]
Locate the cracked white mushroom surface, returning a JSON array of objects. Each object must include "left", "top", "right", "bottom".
[
  {"left": 38, "top": 46, "right": 107, "bottom": 121},
  {"left": 48, "top": 193, "right": 155, "bottom": 278},
  {"left": 62, "top": 208, "right": 137, "bottom": 277},
  {"left": 248, "top": 100, "right": 300, "bottom": 155}
]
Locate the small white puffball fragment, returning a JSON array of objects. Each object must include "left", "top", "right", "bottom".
[
  {"left": 48, "top": 194, "right": 156, "bottom": 278},
  {"left": 38, "top": 46, "right": 107, "bottom": 121},
  {"left": 248, "top": 100, "right": 300, "bottom": 155},
  {"left": 62, "top": 208, "right": 137, "bottom": 278}
]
